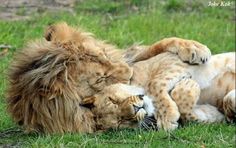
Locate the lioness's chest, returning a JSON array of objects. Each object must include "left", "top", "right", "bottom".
[{"left": 131, "top": 53, "right": 188, "bottom": 88}]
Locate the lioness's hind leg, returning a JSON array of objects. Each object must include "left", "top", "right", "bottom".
[
  {"left": 171, "top": 79, "right": 224, "bottom": 123},
  {"left": 171, "top": 79, "right": 200, "bottom": 122},
  {"left": 192, "top": 104, "right": 224, "bottom": 123},
  {"left": 223, "top": 89, "right": 236, "bottom": 123}
]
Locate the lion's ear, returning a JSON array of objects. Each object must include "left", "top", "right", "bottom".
[
  {"left": 80, "top": 96, "right": 96, "bottom": 108},
  {"left": 44, "top": 22, "right": 70, "bottom": 42},
  {"left": 44, "top": 24, "right": 55, "bottom": 41}
]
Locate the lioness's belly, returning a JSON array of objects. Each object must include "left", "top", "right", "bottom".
[
  {"left": 189, "top": 52, "right": 235, "bottom": 105},
  {"left": 199, "top": 71, "right": 235, "bottom": 106}
]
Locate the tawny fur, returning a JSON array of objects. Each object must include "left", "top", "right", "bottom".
[
  {"left": 7, "top": 23, "right": 133, "bottom": 133},
  {"left": 80, "top": 84, "right": 148, "bottom": 131},
  {"left": 86, "top": 53, "right": 235, "bottom": 131},
  {"left": 7, "top": 22, "right": 218, "bottom": 133},
  {"left": 129, "top": 50, "right": 235, "bottom": 130}
]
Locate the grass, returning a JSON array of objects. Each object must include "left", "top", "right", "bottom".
[
  {"left": 0, "top": 123, "right": 235, "bottom": 147},
  {"left": 0, "top": 0, "right": 235, "bottom": 147}
]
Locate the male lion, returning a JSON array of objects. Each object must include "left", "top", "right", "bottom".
[{"left": 7, "top": 23, "right": 211, "bottom": 133}]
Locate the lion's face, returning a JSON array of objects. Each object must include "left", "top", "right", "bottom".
[
  {"left": 75, "top": 60, "right": 133, "bottom": 98},
  {"left": 81, "top": 83, "right": 156, "bottom": 131}
]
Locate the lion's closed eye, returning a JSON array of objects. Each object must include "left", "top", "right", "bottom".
[
  {"left": 96, "top": 78, "right": 104, "bottom": 83},
  {"left": 108, "top": 97, "right": 119, "bottom": 104},
  {"left": 95, "top": 74, "right": 111, "bottom": 84}
]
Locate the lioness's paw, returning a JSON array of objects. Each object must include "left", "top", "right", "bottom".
[
  {"left": 155, "top": 109, "right": 180, "bottom": 131},
  {"left": 175, "top": 39, "right": 211, "bottom": 65},
  {"left": 156, "top": 118, "right": 178, "bottom": 131},
  {"left": 223, "top": 90, "right": 236, "bottom": 123}
]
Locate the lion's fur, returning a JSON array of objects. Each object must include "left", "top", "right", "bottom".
[
  {"left": 7, "top": 23, "right": 132, "bottom": 133},
  {"left": 44, "top": 22, "right": 125, "bottom": 63},
  {"left": 7, "top": 40, "right": 96, "bottom": 133},
  {"left": 7, "top": 22, "right": 229, "bottom": 133}
]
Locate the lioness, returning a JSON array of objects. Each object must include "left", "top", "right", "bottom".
[{"left": 81, "top": 52, "right": 235, "bottom": 131}]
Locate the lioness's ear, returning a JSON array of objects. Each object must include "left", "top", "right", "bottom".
[{"left": 80, "top": 96, "right": 96, "bottom": 108}]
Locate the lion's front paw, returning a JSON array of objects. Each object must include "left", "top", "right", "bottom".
[{"left": 174, "top": 39, "right": 211, "bottom": 65}]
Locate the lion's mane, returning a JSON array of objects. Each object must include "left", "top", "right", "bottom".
[
  {"left": 6, "top": 22, "right": 132, "bottom": 133},
  {"left": 7, "top": 39, "right": 96, "bottom": 133}
]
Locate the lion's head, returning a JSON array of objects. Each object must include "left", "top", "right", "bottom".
[
  {"left": 44, "top": 22, "right": 133, "bottom": 98},
  {"left": 7, "top": 23, "right": 133, "bottom": 133},
  {"left": 80, "top": 83, "right": 157, "bottom": 131}
]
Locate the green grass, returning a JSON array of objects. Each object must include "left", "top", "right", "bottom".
[
  {"left": 0, "top": 0, "right": 235, "bottom": 147},
  {"left": 0, "top": 123, "right": 235, "bottom": 147}
]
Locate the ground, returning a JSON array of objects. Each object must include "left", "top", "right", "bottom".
[{"left": 0, "top": 0, "right": 235, "bottom": 147}]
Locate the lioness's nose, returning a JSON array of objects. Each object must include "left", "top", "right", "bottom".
[
  {"left": 133, "top": 105, "right": 144, "bottom": 114},
  {"left": 136, "top": 108, "right": 147, "bottom": 121},
  {"left": 138, "top": 94, "right": 144, "bottom": 100}
]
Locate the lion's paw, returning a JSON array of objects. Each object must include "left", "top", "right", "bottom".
[{"left": 175, "top": 39, "right": 211, "bottom": 65}]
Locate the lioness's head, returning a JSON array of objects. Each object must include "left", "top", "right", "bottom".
[{"left": 81, "top": 83, "right": 157, "bottom": 131}]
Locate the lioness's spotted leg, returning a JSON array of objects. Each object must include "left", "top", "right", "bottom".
[
  {"left": 147, "top": 62, "right": 191, "bottom": 131},
  {"left": 223, "top": 89, "right": 236, "bottom": 123},
  {"left": 148, "top": 82, "right": 180, "bottom": 131},
  {"left": 171, "top": 79, "right": 224, "bottom": 123},
  {"left": 170, "top": 79, "right": 200, "bottom": 122},
  {"left": 128, "top": 37, "right": 210, "bottom": 64}
]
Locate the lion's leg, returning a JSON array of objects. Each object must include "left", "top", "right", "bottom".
[
  {"left": 223, "top": 89, "right": 236, "bottom": 123},
  {"left": 171, "top": 79, "right": 224, "bottom": 123},
  {"left": 129, "top": 37, "right": 210, "bottom": 64}
]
